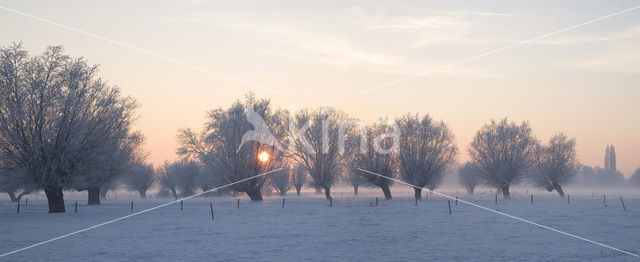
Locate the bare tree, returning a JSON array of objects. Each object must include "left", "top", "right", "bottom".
[
  {"left": 469, "top": 118, "right": 536, "bottom": 199},
  {"left": 531, "top": 133, "right": 577, "bottom": 198},
  {"left": 270, "top": 169, "right": 291, "bottom": 196},
  {"left": 290, "top": 164, "right": 307, "bottom": 196},
  {"left": 457, "top": 162, "right": 483, "bottom": 194},
  {"left": 288, "top": 107, "right": 358, "bottom": 200},
  {"left": 352, "top": 121, "right": 397, "bottom": 200},
  {"left": 396, "top": 114, "right": 457, "bottom": 200},
  {"left": 178, "top": 94, "right": 285, "bottom": 201},
  {"left": 0, "top": 44, "right": 138, "bottom": 212},
  {"left": 124, "top": 163, "right": 155, "bottom": 198}
]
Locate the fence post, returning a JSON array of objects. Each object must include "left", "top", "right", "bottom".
[
  {"left": 25, "top": 198, "right": 28, "bottom": 206},
  {"left": 131, "top": 201, "right": 134, "bottom": 212},
  {"left": 282, "top": 198, "right": 285, "bottom": 208},
  {"left": 180, "top": 200, "right": 183, "bottom": 212},
  {"left": 75, "top": 202, "right": 78, "bottom": 213},
  {"left": 455, "top": 197, "right": 458, "bottom": 206},
  {"left": 495, "top": 195, "right": 498, "bottom": 205},
  {"left": 620, "top": 197, "right": 626, "bottom": 211},
  {"left": 210, "top": 202, "right": 214, "bottom": 220},
  {"left": 329, "top": 197, "right": 333, "bottom": 207},
  {"left": 237, "top": 199, "right": 240, "bottom": 209},
  {"left": 17, "top": 203, "right": 20, "bottom": 214},
  {"left": 375, "top": 197, "right": 378, "bottom": 206},
  {"left": 448, "top": 200, "right": 452, "bottom": 215},
  {"left": 531, "top": 195, "right": 533, "bottom": 205},
  {"left": 567, "top": 195, "right": 570, "bottom": 205}
]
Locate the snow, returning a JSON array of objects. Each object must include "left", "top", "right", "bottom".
[{"left": 1, "top": 188, "right": 639, "bottom": 261}]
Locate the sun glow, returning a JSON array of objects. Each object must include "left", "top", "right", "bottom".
[{"left": 258, "top": 151, "right": 270, "bottom": 163}]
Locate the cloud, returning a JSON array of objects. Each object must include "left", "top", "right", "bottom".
[
  {"left": 234, "top": 23, "right": 501, "bottom": 79},
  {"left": 552, "top": 25, "right": 640, "bottom": 73}
]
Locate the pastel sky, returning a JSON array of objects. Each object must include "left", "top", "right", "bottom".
[{"left": 1, "top": 0, "right": 639, "bottom": 176}]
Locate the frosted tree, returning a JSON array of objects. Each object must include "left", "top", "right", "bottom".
[
  {"left": 0, "top": 168, "right": 34, "bottom": 202},
  {"left": 531, "top": 133, "right": 577, "bottom": 198},
  {"left": 158, "top": 161, "right": 179, "bottom": 199},
  {"left": 630, "top": 168, "right": 640, "bottom": 187},
  {"left": 348, "top": 171, "right": 366, "bottom": 196},
  {"left": 290, "top": 164, "right": 307, "bottom": 196},
  {"left": 396, "top": 114, "right": 457, "bottom": 200},
  {"left": 124, "top": 163, "right": 155, "bottom": 198},
  {"left": 178, "top": 94, "right": 285, "bottom": 200},
  {"left": 469, "top": 118, "right": 536, "bottom": 199},
  {"left": 72, "top": 131, "right": 144, "bottom": 205},
  {"left": 288, "top": 107, "right": 358, "bottom": 200},
  {"left": 270, "top": 169, "right": 291, "bottom": 196},
  {"left": 457, "top": 162, "right": 483, "bottom": 194},
  {"left": 352, "top": 121, "right": 398, "bottom": 200},
  {"left": 0, "top": 44, "right": 138, "bottom": 212}
]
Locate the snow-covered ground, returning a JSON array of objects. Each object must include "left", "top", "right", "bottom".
[{"left": 1, "top": 189, "right": 639, "bottom": 261}]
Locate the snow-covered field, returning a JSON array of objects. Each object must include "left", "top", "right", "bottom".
[{"left": 1, "top": 189, "right": 639, "bottom": 261}]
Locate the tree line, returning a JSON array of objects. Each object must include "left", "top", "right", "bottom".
[{"left": 1, "top": 44, "right": 638, "bottom": 213}]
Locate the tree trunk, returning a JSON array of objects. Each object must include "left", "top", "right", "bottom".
[
  {"left": 381, "top": 185, "right": 392, "bottom": 200},
  {"left": 468, "top": 186, "right": 475, "bottom": 195},
  {"left": 414, "top": 188, "right": 422, "bottom": 200},
  {"left": 315, "top": 187, "right": 322, "bottom": 195},
  {"left": 554, "top": 184, "right": 566, "bottom": 198},
  {"left": 279, "top": 191, "right": 286, "bottom": 197},
  {"left": 245, "top": 189, "right": 263, "bottom": 201},
  {"left": 501, "top": 185, "right": 511, "bottom": 200},
  {"left": 45, "top": 186, "right": 65, "bottom": 213},
  {"left": 88, "top": 187, "right": 101, "bottom": 205},
  {"left": 139, "top": 190, "right": 147, "bottom": 199},
  {"left": 353, "top": 185, "right": 359, "bottom": 196},
  {"left": 7, "top": 191, "right": 17, "bottom": 202},
  {"left": 324, "top": 186, "right": 331, "bottom": 200},
  {"left": 171, "top": 188, "right": 178, "bottom": 200},
  {"left": 295, "top": 186, "right": 301, "bottom": 196}
]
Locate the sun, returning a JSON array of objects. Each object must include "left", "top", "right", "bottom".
[{"left": 258, "top": 151, "right": 269, "bottom": 163}]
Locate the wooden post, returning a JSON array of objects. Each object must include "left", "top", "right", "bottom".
[
  {"left": 620, "top": 197, "right": 626, "bottom": 211},
  {"left": 495, "top": 195, "right": 497, "bottom": 205},
  {"left": 604, "top": 195, "right": 606, "bottom": 205},
  {"left": 25, "top": 198, "right": 28, "bottom": 206},
  {"left": 567, "top": 195, "right": 570, "bottom": 205},
  {"left": 531, "top": 194, "right": 533, "bottom": 205},
  {"left": 455, "top": 197, "right": 458, "bottom": 206},
  {"left": 180, "top": 200, "right": 183, "bottom": 212},
  {"left": 75, "top": 202, "right": 78, "bottom": 213},
  {"left": 210, "top": 202, "right": 214, "bottom": 220},
  {"left": 447, "top": 200, "right": 452, "bottom": 215},
  {"left": 282, "top": 198, "right": 285, "bottom": 208},
  {"left": 375, "top": 197, "right": 378, "bottom": 206},
  {"left": 237, "top": 199, "right": 240, "bottom": 209},
  {"left": 16, "top": 203, "right": 20, "bottom": 214},
  {"left": 131, "top": 201, "right": 134, "bottom": 211}
]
